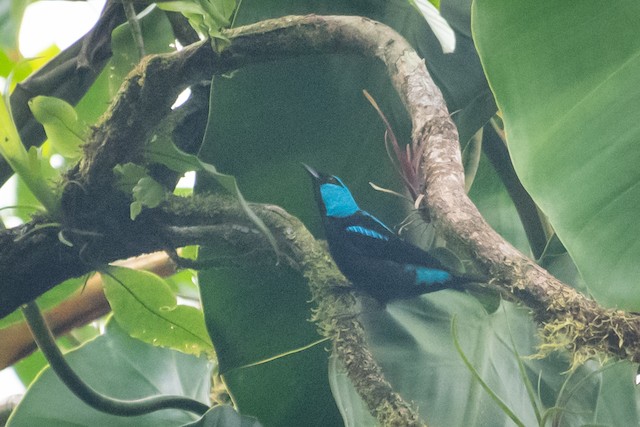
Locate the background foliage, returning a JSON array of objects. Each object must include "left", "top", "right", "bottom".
[
  {"left": 474, "top": 0, "right": 640, "bottom": 311},
  {"left": 1, "top": 0, "right": 639, "bottom": 426}
]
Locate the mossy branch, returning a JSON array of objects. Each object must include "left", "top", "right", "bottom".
[{"left": 161, "top": 196, "right": 424, "bottom": 426}]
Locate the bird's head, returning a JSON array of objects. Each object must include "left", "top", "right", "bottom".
[{"left": 303, "top": 164, "right": 360, "bottom": 218}]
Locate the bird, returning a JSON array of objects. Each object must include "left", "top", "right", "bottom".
[{"left": 303, "top": 163, "right": 480, "bottom": 303}]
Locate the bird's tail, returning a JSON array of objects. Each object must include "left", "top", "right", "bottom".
[{"left": 452, "top": 274, "right": 503, "bottom": 311}]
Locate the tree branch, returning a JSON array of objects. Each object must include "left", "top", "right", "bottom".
[{"left": 380, "top": 18, "right": 640, "bottom": 364}]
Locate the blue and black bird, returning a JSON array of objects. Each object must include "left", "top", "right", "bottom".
[{"left": 304, "top": 164, "right": 479, "bottom": 303}]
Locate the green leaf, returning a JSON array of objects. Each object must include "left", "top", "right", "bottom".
[
  {"left": 102, "top": 266, "right": 214, "bottom": 357},
  {"left": 0, "top": 44, "right": 61, "bottom": 95},
  {"left": 199, "top": 265, "right": 313, "bottom": 371},
  {"left": 113, "top": 162, "right": 150, "bottom": 192},
  {"left": 198, "top": 262, "right": 342, "bottom": 426},
  {"left": 7, "top": 320, "right": 212, "bottom": 427},
  {"left": 354, "top": 293, "right": 640, "bottom": 425},
  {"left": 13, "top": 346, "right": 47, "bottom": 387},
  {"left": 0, "top": 48, "right": 14, "bottom": 77},
  {"left": 13, "top": 328, "right": 100, "bottom": 388},
  {"left": 113, "top": 164, "right": 167, "bottom": 220},
  {"left": 132, "top": 176, "right": 166, "bottom": 216},
  {"left": 182, "top": 405, "right": 263, "bottom": 427},
  {"left": 146, "top": 135, "right": 203, "bottom": 174},
  {"left": 165, "top": 267, "right": 200, "bottom": 300},
  {"left": 0, "top": 98, "right": 58, "bottom": 216},
  {"left": 408, "top": 0, "right": 454, "bottom": 53},
  {"left": 473, "top": 1, "right": 640, "bottom": 309},
  {"left": 580, "top": 361, "right": 640, "bottom": 427},
  {"left": 156, "top": 0, "right": 236, "bottom": 48},
  {"left": 451, "top": 316, "right": 525, "bottom": 427},
  {"left": 28, "top": 96, "right": 86, "bottom": 159},
  {"left": 223, "top": 345, "right": 335, "bottom": 427},
  {"left": 328, "top": 355, "right": 377, "bottom": 427},
  {"left": 109, "top": 7, "right": 176, "bottom": 96}
]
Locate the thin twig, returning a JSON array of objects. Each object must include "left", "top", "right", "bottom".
[{"left": 123, "top": 0, "right": 146, "bottom": 59}]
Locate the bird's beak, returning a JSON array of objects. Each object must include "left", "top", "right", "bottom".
[{"left": 301, "top": 163, "right": 320, "bottom": 179}]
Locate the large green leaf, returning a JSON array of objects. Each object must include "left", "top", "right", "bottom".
[
  {"left": 7, "top": 320, "right": 212, "bottom": 427},
  {"left": 12, "top": 328, "right": 99, "bottom": 388},
  {"left": 183, "top": 405, "right": 263, "bottom": 427},
  {"left": 349, "top": 292, "right": 640, "bottom": 426},
  {"left": 199, "top": 262, "right": 341, "bottom": 426},
  {"left": 102, "top": 266, "right": 214, "bottom": 357},
  {"left": 472, "top": 1, "right": 640, "bottom": 309},
  {"left": 328, "top": 355, "right": 376, "bottom": 427},
  {"left": 203, "top": 54, "right": 407, "bottom": 236},
  {"left": 222, "top": 343, "right": 336, "bottom": 427}
]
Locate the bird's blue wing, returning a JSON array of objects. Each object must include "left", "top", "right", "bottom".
[
  {"left": 344, "top": 225, "right": 390, "bottom": 241},
  {"left": 339, "top": 211, "right": 395, "bottom": 252},
  {"left": 340, "top": 211, "right": 448, "bottom": 270}
]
